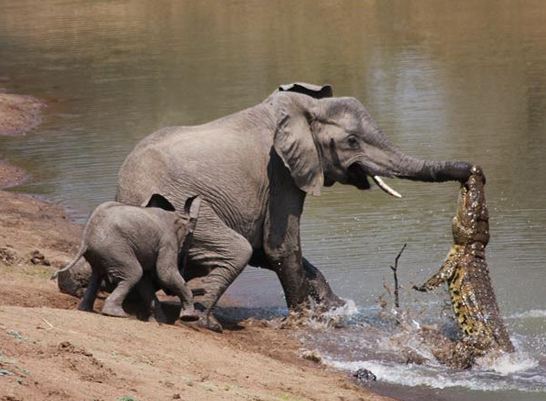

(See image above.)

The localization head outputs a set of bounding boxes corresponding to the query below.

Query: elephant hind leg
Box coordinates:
[102,260,143,318]
[135,276,168,323]
[185,207,253,331]
[78,269,101,312]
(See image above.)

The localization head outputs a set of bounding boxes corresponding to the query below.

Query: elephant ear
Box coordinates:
[274,100,324,196]
[142,193,176,211]
[278,82,333,99]
[183,195,201,228]
[179,196,201,268]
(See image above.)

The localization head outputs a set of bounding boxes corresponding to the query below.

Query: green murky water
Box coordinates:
[1,1,545,399]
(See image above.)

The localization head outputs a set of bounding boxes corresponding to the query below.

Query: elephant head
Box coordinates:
[270,84,472,197]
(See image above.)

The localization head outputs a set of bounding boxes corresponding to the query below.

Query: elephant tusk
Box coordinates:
[372,176,402,198]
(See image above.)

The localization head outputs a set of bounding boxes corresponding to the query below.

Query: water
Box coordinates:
[1,1,545,399]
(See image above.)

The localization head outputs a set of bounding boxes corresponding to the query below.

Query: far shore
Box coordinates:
[0,91,44,189]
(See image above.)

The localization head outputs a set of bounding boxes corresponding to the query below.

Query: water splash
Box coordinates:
[324,357,546,392]
[476,351,539,375]
[507,309,546,320]
[295,301,546,396]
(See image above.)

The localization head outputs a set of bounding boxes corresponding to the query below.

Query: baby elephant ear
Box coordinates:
[179,196,202,266]
[274,101,324,196]
[143,193,176,211]
[278,82,333,99]
[183,195,202,223]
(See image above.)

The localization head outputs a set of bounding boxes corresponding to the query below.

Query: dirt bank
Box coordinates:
[0,188,394,401]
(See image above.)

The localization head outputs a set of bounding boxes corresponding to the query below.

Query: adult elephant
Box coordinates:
[115,83,472,332]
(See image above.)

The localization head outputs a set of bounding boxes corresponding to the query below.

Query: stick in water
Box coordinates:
[390,243,407,308]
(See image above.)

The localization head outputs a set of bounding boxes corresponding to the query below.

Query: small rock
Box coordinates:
[0,247,18,265]
[404,349,427,365]
[300,349,322,363]
[353,368,377,384]
[2,396,23,401]
[6,330,23,341]
[31,250,44,259]
[172,394,181,400]
[30,250,50,266]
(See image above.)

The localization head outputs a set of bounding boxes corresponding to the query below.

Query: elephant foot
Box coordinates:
[101,304,129,318]
[188,303,223,333]
[77,302,94,312]
[302,258,345,310]
[197,314,223,333]
[179,306,200,322]
[153,307,169,323]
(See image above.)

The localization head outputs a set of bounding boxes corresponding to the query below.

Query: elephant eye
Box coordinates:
[347,135,359,149]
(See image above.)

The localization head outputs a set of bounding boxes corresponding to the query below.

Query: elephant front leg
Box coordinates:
[268,254,343,311]
[302,257,344,309]
[269,252,308,309]
[264,188,342,312]
[155,244,199,322]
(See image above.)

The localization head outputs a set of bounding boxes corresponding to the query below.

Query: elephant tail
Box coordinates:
[50,244,87,280]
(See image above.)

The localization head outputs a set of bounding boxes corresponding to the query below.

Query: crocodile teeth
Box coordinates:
[372,176,402,198]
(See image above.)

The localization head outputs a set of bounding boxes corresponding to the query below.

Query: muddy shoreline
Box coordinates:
[0,100,396,401]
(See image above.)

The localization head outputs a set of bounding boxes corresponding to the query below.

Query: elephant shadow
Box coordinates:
[122,295,285,331]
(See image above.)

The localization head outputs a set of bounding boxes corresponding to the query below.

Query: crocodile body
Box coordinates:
[414,166,514,367]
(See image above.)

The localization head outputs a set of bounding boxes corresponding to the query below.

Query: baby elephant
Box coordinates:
[52,194,201,322]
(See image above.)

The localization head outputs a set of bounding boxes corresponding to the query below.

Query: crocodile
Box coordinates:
[414,165,514,368]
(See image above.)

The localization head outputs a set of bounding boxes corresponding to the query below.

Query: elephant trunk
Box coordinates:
[389,149,473,183]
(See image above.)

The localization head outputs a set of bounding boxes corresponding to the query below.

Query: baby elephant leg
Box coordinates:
[78,269,101,312]
[102,260,143,318]
[135,276,168,323]
[156,246,198,322]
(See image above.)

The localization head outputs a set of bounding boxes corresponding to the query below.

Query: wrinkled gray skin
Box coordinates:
[112,83,473,332]
[52,194,201,322]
